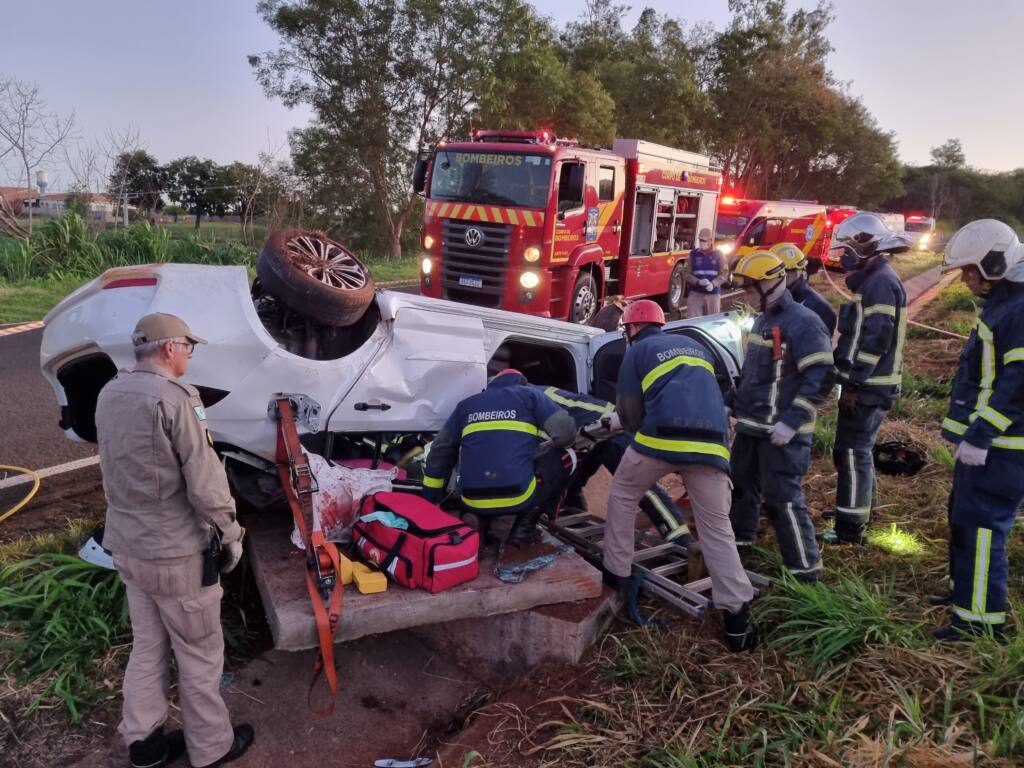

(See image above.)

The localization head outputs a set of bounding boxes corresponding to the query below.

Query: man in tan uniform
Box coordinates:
[96,313,254,768]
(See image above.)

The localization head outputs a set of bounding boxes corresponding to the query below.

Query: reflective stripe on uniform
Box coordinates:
[798,422,816,434]
[793,397,816,415]
[976,321,995,414]
[1003,348,1024,365]
[856,351,880,365]
[952,606,1007,624]
[847,449,857,512]
[992,436,1024,450]
[768,349,784,423]
[978,406,1011,432]
[644,490,689,539]
[461,477,537,510]
[461,420,538,438]
[635,432,730,460]
[836,505,871,519]
[847,295,863,366]
[785,501,809,569]
[543,387,612,415]
[797,351,833,371]
[641,354,715,392]
[863,303,896,317]
[864,309,907,386]
[954,527,1004,624]
[736,417,771,432]
[422,475,445,489]
[942,417,968,435]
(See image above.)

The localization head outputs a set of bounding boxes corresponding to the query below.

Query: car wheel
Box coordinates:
[570,271,599,324]
[257,229,375,327]
[668,262,686,312]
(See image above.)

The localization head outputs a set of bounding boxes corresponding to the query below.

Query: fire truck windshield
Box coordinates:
[715,215,748,241]
[905,220,933,233]
[429,151,553,209]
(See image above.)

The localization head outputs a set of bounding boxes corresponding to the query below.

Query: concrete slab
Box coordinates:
[247,511,604,651]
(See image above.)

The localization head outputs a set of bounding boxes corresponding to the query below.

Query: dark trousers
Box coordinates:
[948,452,1024,628]
[729,431,822,579]
[567,435,690,541]
[833,401,888,528]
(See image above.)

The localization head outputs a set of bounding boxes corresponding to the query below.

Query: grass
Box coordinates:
[889,250,944,280]
[0,277,89,323]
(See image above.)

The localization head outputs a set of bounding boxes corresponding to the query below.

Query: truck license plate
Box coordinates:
[458,275,483,289]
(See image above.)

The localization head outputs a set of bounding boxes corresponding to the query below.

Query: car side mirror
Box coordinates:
[412,159,428,195]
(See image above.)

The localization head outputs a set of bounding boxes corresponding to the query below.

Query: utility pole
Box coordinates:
[123,191,129,227]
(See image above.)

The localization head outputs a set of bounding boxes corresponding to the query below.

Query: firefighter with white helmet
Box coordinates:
[728,251,835,581]
[932,219,1024,641]
[821,212,911,544]
[605,299,756,651]
[771,242,837,335]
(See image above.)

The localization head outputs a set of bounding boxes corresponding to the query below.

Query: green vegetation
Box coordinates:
[0,278,88,323]
[890,250,944,280]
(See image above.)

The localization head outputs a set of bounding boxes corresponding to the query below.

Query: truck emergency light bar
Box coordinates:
[470,129,578,147]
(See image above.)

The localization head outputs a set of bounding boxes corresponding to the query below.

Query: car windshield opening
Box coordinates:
[429,151,553,209]
[715,215,748,240]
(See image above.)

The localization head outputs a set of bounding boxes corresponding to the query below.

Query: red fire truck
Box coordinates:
[412,130,721,323]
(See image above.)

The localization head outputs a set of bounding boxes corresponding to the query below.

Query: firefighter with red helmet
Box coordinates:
[604,299,756,651]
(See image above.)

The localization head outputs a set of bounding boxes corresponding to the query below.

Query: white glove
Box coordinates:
[608,411,622,431]
[769,422,796,447]
[221,528,246,574]
[955,441,988,467]
[699,278,713,292]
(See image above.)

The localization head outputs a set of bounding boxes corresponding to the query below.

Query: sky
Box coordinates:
[1,0,1021,191]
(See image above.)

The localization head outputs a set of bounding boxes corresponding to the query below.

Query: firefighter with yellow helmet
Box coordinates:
[771,242,837,335]
[728,251,835,581]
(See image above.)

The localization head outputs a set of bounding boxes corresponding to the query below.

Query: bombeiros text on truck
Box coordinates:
[411,130,722,324]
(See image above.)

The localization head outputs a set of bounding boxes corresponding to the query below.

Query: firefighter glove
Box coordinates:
[769,421,796,446]
[221,527,245,574]
[838,384,858,415]
[955,441,988,467]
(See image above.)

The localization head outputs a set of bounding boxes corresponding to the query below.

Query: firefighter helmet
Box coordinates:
[494,368,524,379]
[833,212,912,259]
[622,299,666,326]
[771,242,808,272]
[733,250,786,282]
[943,219,1024,281]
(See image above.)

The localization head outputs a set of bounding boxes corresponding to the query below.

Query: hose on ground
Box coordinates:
[0,464,41,524]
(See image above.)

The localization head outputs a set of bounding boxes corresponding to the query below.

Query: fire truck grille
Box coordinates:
[441,220,510,308]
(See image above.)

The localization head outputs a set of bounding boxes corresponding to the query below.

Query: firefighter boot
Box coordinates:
[193,724,255,768]
[507,507,544,548]
[932,621,1006,644]
[817,519,866,545]
[927,593,952,606]
[128,727,185,768]
[723,603,757,653]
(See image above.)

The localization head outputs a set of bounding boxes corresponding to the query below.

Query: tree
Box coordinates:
[165,156,219,228]
[931,138,965,169]
[108,149,166,219]
[0,76,76,232]
[251,0,565,259]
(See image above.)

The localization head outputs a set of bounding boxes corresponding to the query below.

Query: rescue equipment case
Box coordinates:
[353,492,479,593]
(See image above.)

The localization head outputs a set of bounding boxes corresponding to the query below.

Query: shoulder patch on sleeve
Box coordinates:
[193,405,207,422]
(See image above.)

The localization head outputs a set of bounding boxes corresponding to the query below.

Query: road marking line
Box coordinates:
[0,455,100,489]
[0,321,44,337]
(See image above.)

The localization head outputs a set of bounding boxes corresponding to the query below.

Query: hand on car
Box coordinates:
[769,422,796,446]
[955,441,988,467]
[221,527,246,574]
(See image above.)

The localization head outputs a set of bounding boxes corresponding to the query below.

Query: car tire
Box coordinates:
[668,262,686,314]
[257,229,375,327]
[570,271,599,324]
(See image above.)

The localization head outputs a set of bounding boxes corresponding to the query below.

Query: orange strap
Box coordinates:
[275,398,343,716]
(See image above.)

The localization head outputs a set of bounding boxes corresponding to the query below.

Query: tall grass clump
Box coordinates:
[754,571,923,672]
[812,405,838,458]
[0,236,36,281]
[941,282,980,313]
[0,554,129,720]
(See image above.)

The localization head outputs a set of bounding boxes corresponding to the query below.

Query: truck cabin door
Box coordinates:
[738,217,784,256]
[595,164,624,293]
[554,160,587,255]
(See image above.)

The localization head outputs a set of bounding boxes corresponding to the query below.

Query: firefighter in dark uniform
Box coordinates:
[532,384,692,544]
[931,219,1024,641]
[422,369,578,545]
[606,300,756,652]
[822,212,911,544]
[728,251,835,582]
[772,242,837,336]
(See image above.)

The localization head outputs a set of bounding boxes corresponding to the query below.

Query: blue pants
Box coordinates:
[729,432,822,580]
[833,401,888,528]
[568,435,690,542]
[948,451,1024,628]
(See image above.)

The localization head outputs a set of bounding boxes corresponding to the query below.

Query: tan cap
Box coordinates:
[698,228,712,241]
[131,312,207,346]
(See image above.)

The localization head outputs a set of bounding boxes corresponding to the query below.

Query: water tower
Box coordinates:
[36,169,49,196]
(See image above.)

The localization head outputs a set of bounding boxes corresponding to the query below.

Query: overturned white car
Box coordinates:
[40,233,745,508]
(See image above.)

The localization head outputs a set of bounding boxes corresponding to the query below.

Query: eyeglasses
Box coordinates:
[174,341,196,356]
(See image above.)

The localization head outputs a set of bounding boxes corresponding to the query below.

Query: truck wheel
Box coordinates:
[570,272,599,324]
[668,262,687,313]
[257,229,375,327]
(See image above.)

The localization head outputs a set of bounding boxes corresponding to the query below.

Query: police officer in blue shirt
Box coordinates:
[422,369,578,546]
[728,251,835,582]
[822,213,911,544]
[605,300,755,651]
[931,219,1024,641]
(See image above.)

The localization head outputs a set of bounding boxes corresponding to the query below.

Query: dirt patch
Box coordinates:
[0,466,105,545]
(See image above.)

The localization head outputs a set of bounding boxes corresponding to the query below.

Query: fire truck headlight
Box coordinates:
[920,233,930,244]
[423,235,435,250]
[524,246,541,263]
[719,243,733,255]
[421,257,433,275]
[519,271,540,289]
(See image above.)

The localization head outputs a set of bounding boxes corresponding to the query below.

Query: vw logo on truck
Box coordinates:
[464,227,484,247]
